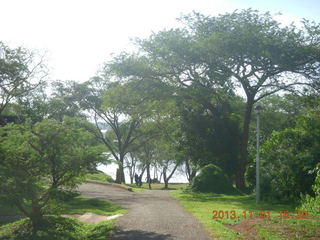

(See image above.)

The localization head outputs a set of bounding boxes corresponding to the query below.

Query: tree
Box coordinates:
[0,118,106,233]
[9,80,86,123]
[186,9,320,188]
[107,9,320,189]
[0,42,47,115]
[73,77,152,183]
[151,108,183,189]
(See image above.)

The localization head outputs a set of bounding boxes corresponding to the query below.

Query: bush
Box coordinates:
[260,112,320,201]
[190,164,238,194]
[299,166,320,217]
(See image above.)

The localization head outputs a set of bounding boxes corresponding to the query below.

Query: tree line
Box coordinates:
[1,8,320,231]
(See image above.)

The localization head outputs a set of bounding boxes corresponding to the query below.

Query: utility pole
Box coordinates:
[255,105,263,203]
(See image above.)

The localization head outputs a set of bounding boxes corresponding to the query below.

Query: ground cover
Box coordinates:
[0,194,126,239]
[57,195,126,216]
[0,215,114,240]
[85,172,115,183]
[170,190,320,239]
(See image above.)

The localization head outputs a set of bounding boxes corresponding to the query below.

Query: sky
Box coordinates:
[1,0,319,183]
[1,0,319,83]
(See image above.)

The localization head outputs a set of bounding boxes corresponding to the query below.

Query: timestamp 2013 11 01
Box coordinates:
[211,210,309,220]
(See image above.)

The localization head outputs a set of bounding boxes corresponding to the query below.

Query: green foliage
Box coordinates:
[0,42,47,115]
[0,118,107,230]
[190,164,238,194]
[260,111,320,201]
[177,85,242,179]
[107,8,320,190]
[0,216,114,240]
[300,166,320,217]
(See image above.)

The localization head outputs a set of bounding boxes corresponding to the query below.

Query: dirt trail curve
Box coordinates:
[79,182,210,240]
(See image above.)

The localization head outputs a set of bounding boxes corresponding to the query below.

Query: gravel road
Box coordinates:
[79,182,210,240]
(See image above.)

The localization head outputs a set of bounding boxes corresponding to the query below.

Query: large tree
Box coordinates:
[73,77,155,183]
[107,9,320,189]
[186,9,320,188]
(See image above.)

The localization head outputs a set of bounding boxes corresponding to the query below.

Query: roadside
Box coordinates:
[0,191,126,239]
[79,182,210,240]
[170,190,320,240]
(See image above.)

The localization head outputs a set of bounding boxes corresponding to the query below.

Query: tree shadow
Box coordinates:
[111,229,173,240]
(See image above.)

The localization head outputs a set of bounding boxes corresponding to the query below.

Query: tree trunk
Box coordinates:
[115,160,125,184]
[162,163,179,189]
[129,154,136,184]
[137,166,146,187]
[236,98,254,190]
[189,170,197,182]
[163,169,168,189]
[30,202,44,236]
[130,174,133,184]
[185,159,197,183]
[164,180,168,189]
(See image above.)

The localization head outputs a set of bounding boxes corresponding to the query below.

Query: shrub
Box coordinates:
[299,166,320,217]
[260,112,320,201]
[190,164,238,194]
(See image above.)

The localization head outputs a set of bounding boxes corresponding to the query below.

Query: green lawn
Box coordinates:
[57,195,127,216]
[0,194,126,239]
[170,190,320,239]
[0,215,115,240]
[85,172,115,183]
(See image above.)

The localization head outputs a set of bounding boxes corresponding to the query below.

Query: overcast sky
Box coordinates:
[1,0,319,83]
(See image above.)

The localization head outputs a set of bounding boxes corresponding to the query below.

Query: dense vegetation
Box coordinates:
[0,8,319,238]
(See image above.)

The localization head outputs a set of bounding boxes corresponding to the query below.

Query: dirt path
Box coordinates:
[79,182,210,240]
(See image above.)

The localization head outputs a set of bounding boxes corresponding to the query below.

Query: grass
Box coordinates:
[170,190,320,239]
[0,194,126,239]
[0,215,115,240]
[123,184,144,193]
[85,172,114,183]
[57,195,127,216]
